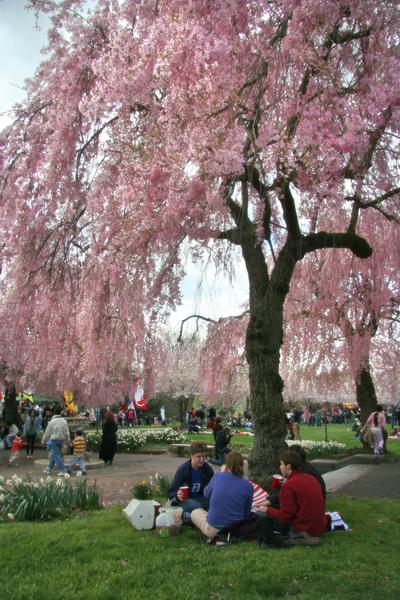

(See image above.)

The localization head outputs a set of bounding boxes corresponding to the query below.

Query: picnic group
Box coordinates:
[165,439,330,548]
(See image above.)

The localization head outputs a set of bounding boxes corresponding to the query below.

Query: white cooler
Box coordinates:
[122,499,161,530]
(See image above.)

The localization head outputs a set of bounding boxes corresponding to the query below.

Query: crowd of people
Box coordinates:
[0,397,119,473]
[167,441,329,547]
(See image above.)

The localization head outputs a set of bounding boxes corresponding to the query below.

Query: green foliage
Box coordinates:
[0,474,102,522]
[86,427,186,452]
[132,473,172,501]
[132,480,152,500]
[0,498,399,599]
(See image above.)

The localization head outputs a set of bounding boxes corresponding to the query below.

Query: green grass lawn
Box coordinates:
[1,496,399,600]
[179,424,400,457]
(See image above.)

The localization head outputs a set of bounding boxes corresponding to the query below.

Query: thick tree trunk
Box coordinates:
[356,366,377,426]
[244,245,295,486]
[247,343,287,486]
[4,383,20,426]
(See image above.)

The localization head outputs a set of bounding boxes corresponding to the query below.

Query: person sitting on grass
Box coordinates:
[256,450,328,547]
[191,451,254,544]
[288,444,326,505]
[167,441,214,513]
[66,430,87,475]
[214,426,232,464]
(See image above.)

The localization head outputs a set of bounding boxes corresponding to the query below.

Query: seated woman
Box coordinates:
[191,451,253,543]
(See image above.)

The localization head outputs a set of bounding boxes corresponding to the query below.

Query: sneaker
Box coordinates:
[290,531,321,546]
[43,469,51,475]
[214,536,229,547]
[57,472,67,476]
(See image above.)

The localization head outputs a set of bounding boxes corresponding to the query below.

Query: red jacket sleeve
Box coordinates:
[266,484,296,524]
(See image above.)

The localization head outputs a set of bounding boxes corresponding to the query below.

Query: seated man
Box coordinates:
[191,451,254,543]
[214,426,232,463]
[257,450,328,546]
[288,444,326,504]
[167,441,214,513]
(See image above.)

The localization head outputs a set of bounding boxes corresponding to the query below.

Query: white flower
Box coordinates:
[76,471,82,477]
[55,478,63,487]
[7,513,15,521]
[64,473,70,479]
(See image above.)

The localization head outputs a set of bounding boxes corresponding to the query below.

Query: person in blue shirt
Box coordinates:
[191,451,253,542]
[167,441,214,512]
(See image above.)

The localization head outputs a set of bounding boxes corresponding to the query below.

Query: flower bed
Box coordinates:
[0,474,102,522]
[86,427,186,453]
[287,439,346,459]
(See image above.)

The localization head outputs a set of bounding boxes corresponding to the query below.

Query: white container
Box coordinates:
[155,507,183,537]
[122,499,160,530]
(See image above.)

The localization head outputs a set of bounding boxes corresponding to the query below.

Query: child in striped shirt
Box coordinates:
[66,430,87,475]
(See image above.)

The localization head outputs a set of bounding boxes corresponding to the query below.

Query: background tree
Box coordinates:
[283,217,399,425]
[0,1,399,481]
[154,334,202,422]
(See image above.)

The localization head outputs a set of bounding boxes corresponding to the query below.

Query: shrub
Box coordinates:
[86,427,186,453]
[287,439,346,459]
[132,473,172,502]
[132,480,153,500]
[0,474,102,522]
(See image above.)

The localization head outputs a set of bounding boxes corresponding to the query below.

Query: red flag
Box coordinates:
[134,384,148,410]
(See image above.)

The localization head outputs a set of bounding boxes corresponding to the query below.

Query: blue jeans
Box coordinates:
[180,496,210,513]
[67,455,87,473]
[47,439,66,472]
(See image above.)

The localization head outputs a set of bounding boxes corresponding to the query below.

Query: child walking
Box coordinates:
[67,430,87,475]
[8,432,26,467]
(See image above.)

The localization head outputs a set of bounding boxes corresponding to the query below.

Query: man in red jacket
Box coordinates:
[258,450,328,546]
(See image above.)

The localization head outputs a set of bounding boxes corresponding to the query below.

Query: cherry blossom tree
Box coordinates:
[154,334,201,421]
[1,1,399,481]
[282,216,399,425]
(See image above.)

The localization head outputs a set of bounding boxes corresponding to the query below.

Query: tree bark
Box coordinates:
[4,383,20,427]
[356,365,377,426]
[244,244,295,486]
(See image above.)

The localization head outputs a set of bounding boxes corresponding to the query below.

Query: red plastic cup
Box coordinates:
[271,474,284,490]
[179,485,189,501]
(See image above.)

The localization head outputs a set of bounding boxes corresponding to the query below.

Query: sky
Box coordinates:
[0,0,249,333]
[0,1,50,129]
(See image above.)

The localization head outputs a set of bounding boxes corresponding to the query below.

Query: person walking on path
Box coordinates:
[41,406,70,475]
[361,405,387,455]
[99,411,118,465]
[67,430,87,475]
[8,431,25,467]
[22,409,42,459]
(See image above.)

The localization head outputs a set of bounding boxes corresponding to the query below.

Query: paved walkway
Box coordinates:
[0,449,183,506]
[1,449,399,504]
[325,462,400,500]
